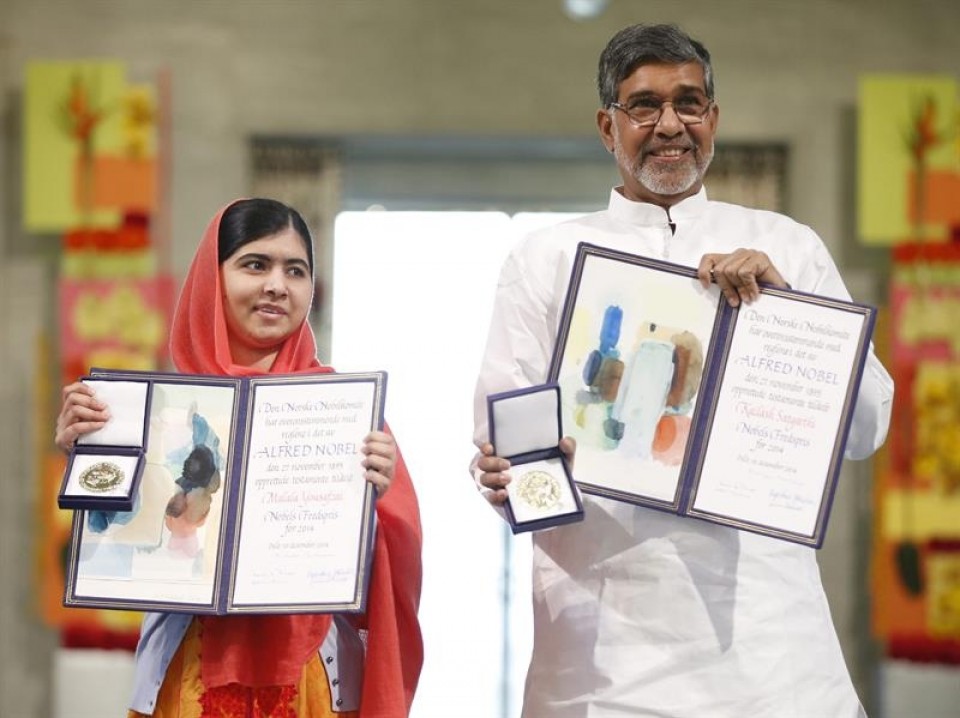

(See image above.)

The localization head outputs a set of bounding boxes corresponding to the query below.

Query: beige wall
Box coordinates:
[1,1,958,716]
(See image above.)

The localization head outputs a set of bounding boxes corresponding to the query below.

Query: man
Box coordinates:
[472,23,892,718]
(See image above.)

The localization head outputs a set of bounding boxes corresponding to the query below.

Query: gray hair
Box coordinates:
[597,23,715,107]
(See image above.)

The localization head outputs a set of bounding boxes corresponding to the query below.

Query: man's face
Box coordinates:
[597,61,719,207]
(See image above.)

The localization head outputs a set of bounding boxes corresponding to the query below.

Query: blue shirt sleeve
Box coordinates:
[128,612,193,714]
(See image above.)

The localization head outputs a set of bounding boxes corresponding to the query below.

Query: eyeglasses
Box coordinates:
[609,96,714,127]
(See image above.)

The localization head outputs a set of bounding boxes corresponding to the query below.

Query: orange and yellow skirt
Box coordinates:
[129,620,358,718]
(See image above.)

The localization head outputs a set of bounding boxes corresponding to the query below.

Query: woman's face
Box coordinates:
[220,226,313,368]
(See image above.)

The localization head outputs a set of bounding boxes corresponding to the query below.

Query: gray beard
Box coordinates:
[614,139,713,197]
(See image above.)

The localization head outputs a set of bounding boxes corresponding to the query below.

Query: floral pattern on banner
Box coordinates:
[27,61,174,650]
[872,244,960,664]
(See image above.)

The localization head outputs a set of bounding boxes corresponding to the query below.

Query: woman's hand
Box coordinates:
[361,430,396,496]
[54,382,110,454]
[477,436,576,507]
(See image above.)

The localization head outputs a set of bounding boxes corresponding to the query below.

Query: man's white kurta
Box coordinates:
[473,188,893,718]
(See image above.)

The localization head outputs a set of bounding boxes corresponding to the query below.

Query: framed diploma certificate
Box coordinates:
[63,368,386,614]
[548,242,875,547]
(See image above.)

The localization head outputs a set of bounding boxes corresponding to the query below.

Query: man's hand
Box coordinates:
[477,436,576,506]
[697,249,788,307]
[477,442,511,506]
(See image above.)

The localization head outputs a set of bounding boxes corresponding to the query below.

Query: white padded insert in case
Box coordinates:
[77,380,149,448]
[491,385,560,458]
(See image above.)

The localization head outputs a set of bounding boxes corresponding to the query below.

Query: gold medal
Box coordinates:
[516,469,562,511]
[79,461,125,493]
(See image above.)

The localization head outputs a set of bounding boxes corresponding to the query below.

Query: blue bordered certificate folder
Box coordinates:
[487,383,584,533]
[63,368,386,614]
[547,242,876,548]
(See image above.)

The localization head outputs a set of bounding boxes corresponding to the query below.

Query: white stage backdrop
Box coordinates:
[331,211,577,718]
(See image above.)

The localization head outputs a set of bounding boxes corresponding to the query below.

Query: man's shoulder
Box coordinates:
[706,198,802,225]
[527,208,611,235]
[515,209,612,250]
[705,199,821,241]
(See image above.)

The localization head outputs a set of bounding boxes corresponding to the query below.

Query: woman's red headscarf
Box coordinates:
[168,200,423,715]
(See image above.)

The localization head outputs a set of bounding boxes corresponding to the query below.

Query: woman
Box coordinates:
[55,198,423,717]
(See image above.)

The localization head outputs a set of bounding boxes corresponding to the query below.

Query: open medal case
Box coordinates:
[487,383,584,533]
[58,377,151,512]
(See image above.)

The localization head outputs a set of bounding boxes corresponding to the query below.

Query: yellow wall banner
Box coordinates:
[23,61,157,233]
[858,75,959,245]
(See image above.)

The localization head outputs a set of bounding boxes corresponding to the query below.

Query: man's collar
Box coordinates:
[608,186,708,226]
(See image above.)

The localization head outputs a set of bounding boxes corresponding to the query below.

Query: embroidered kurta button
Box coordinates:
[332,678,339,686]
[326,655,334,664]
[336,699,343,707]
